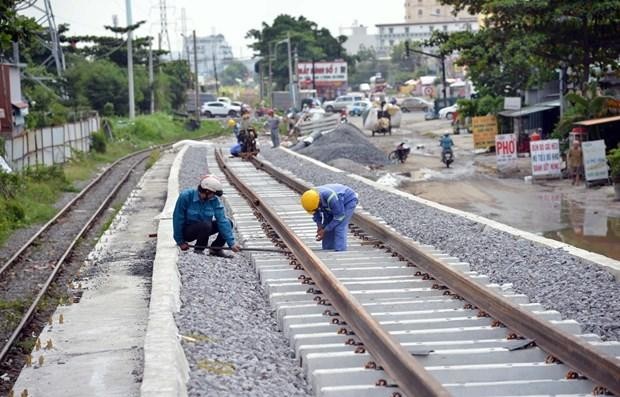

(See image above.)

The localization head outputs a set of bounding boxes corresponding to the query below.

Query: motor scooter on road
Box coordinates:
[339,109,348,124]
[441,149,454,168]
[388,143,410,163]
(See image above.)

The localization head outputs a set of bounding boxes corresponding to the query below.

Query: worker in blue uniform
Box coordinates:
[300,184,358,251]
[173,175,241,257]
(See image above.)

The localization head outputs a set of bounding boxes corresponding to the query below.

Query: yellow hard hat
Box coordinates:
[301,189,320,213]
[227,119,236,128]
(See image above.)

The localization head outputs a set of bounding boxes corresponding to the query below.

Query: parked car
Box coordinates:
[438,104,458,119]
[217,97,232,104]
[201,101,238,118]
[347,100,372,116]
[399,97,433,112]
[322,94,365,112]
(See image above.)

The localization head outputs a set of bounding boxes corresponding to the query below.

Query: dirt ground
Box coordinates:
[347,112,620,260]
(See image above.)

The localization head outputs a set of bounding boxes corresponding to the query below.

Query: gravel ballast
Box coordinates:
[174,146,310,397]
[260,146,620,341]
[295,123,389,166]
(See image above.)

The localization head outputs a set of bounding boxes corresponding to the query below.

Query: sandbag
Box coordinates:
[363,108,378,129]
[391,111,402,128]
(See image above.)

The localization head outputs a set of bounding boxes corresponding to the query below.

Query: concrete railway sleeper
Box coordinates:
[0,147,155,380]
[210,148,620,397]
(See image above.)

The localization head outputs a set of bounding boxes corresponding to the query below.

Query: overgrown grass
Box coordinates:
[145,148,161,170]
[0,113,227,245]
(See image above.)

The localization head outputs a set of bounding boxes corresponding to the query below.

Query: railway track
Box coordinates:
[0,148,154,368]
[212,149,620,397]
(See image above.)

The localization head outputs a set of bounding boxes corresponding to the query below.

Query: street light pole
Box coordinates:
[286,33,296,109]
[192,30,200,124]
[125,0,135,119]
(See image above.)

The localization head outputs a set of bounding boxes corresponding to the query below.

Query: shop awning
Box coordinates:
[574,115,620,127]
[498,105,554,118]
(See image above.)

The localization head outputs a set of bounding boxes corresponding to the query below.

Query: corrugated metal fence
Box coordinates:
[2,116,99,171]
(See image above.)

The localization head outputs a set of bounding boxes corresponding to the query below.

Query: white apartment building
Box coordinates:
[339,22,378,55]
[375,0,479,57]
[183,34,234,81]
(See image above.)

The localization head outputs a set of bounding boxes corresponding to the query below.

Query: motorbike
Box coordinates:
[388,143,410,164]
[339,109,348,124]
[441,149,454,168]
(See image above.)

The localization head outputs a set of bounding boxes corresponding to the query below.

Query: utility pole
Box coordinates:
[148,42,154,114]
[286,33,296,109]
[126,0,135,119]
[212,51,219,95]
[193,30,200,124]
[268,44,273,105]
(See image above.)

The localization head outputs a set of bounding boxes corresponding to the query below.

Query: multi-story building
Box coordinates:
[339,22,378,56]
[183,34,234,83]
[376,0,479,57]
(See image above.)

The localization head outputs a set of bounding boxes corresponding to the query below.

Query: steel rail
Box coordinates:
[249,155,620,395]
[217,149,450,397]
[0,147,154,278]
[0,154,148,364]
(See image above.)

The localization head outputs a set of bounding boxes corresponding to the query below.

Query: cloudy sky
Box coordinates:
[26,0,404,58]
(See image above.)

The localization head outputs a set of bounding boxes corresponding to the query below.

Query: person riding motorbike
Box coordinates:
[395,142,410,163]
[339,108,348,124]
[439,133,454,163]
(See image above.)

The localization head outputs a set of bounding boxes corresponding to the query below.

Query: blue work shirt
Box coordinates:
[312,184,358,232]
[440,136,454,150]
[172,188,235,247]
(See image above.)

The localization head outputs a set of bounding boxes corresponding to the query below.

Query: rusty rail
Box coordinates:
[216,149,450,397]
[248,155,620,395]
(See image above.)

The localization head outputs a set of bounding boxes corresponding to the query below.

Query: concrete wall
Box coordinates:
[3,116,99,170]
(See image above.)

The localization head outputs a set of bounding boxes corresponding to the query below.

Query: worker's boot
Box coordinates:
[209,247,233,258]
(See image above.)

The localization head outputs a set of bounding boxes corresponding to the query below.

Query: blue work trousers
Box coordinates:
[270,128,280,148]
[321,199,357,251]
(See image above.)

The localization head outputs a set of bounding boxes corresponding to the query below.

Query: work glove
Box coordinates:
[315,228,325,242]
[179,242,189,251]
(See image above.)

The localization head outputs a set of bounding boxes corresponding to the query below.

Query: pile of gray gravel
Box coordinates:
[175,146,310,397]
[295,123,389,166]
[260,148,620,341]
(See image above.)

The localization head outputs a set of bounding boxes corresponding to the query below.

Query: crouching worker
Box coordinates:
[173,175,241,257]
[300,184,358,251]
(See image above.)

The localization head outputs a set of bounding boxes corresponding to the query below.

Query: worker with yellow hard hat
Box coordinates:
[301,184,358,251]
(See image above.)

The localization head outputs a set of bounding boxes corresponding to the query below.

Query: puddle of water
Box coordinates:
[542,198,620,261]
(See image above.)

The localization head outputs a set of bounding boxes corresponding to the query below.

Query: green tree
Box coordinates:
[0,1,41,55]
[553,84,613,137]
[388,42,425,85]
[160,60,190,110]
[64,59,129,115]
[439,0,620,92]
[246,15,350,90]
[220,61,249,86]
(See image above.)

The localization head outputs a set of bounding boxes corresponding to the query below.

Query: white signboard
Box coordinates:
[495,134,517,170]
[530,139,561,177]
[504,97,521,110]
[297,62,348,82]
[582,140,609,182]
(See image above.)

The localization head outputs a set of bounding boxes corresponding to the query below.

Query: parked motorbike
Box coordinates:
[441,150,454,168]
[388,143,410,164]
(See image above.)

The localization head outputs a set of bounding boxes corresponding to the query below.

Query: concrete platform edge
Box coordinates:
[141,146,189,397]
[277,146,620,279]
